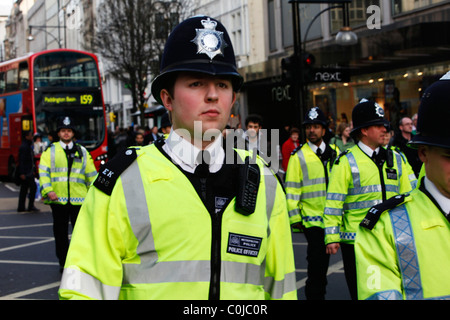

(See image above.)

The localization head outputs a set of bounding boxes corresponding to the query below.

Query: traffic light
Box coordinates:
[109,112,116,123]
[302,52,316,83]
[281,54,298,82]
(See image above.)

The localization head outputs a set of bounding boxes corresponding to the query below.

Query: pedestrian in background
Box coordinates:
[17,130,38,212]
[39,116,97,272]
[329,122,355,151]
[285,107,338,300]
[324,99,412,300]
[281,127,300,172]
[392,116,422,177]
[356,72,450,300]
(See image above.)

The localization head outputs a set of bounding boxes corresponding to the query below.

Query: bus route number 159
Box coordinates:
[80,94,93,105]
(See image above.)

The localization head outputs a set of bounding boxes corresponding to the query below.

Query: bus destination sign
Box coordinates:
[42,93,94,106]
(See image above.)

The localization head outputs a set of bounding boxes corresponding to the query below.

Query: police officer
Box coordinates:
[323,99,412,300]
[39,116,97,271]
[59,16,297,300]
[285,107,338,300]
[355,72,450,300]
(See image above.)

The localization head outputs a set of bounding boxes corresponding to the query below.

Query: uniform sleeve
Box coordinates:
[264,172,298,300]
[284,153,302,225]
[83,149,98,187]
[59,179,133,300]
[397,153,414,194]
[323,156,351,244]
[355,214,404,300]
[38,149,53,198]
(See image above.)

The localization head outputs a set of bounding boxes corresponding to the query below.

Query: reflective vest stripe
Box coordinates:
[367,290,403,300]
[119,157,289,297]
[296,149,326,187]
[60,268,120,300]
[389,204,423,300]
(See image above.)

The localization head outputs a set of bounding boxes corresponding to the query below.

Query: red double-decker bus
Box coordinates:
[0,49,108,178]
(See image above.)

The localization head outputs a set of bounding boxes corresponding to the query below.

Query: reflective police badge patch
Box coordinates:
[308,107,319,120]
[227,233,262,257]
[192,18,227,60]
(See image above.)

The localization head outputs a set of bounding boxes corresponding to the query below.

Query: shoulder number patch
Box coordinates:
[93,148,137,195]
[360,194,407,230]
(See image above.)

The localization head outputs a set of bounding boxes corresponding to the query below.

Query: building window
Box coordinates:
[393,0,448,15]
[330,0,381,33]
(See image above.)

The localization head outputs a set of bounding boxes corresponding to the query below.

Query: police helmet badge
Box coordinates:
[63,116,71,126]
[192,18,227,60]
[308,107,319,120]
[374,102,384,117]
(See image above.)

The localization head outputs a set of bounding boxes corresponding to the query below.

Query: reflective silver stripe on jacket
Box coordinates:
[389,204,423,300]
[60,268,121,300]
[121,160,292,299]
[296,149,326,188]
[50,144,88,176]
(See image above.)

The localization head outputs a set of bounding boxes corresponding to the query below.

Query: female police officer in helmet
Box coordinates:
[59,16,297,300]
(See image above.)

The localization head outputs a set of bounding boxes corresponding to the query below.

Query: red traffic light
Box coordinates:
[302,53,315,66]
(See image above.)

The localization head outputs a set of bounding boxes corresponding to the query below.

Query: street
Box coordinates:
[0,179,350,300]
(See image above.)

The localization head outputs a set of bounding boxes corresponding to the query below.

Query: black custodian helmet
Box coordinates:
[350,99,390,137]
[408,72,450,149]
[151,15,244,105]
[303,107,327,127]
[57,116,76,133]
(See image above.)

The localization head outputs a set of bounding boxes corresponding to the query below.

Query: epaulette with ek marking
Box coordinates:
[291,144,303,155]
[360,193,409,230]
[93,148,138,195]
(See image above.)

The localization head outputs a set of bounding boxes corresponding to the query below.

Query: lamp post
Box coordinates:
[287,0,356,143]
[27,25,67,49]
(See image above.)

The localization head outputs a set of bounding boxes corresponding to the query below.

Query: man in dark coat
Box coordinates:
[17,131,39,212]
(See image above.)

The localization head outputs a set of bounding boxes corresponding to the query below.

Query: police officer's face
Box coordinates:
[160,72,236,142]
[418,145,450,198]
[58,128,74,144]
[305,124,325,145]
[361,125,386,148]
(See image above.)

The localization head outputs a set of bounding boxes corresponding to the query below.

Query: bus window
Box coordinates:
[34,52,100,88]
[0,72,4,94]
[6,68,18,92]
[19,62,29,90]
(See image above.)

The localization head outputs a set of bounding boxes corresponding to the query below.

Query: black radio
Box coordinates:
[236,157,260,216]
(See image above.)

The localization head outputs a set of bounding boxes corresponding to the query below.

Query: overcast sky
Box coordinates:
[0,1,13,16]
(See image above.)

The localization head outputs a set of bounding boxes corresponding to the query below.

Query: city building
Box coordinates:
[241,0,450,132]
[3,0,450,134]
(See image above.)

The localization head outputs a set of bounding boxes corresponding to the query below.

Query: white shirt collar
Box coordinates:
[358,141,379,157]
[308,140,326,154]
[424,176,450,215]
[59,141,74,150]
[162,128,224,174]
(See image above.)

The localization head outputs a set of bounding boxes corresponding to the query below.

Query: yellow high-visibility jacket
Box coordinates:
[58,144,297,300]
[39,142,97,205]
[355,187,450,300]
[324,145,412,245]
[285,143,339,228]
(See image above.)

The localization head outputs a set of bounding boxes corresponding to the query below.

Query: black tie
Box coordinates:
[316,148,322,159]
[195,151,210,177]
[371,151,377,164]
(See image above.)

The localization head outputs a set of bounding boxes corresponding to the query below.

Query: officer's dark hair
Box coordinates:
[245,114,263,127]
